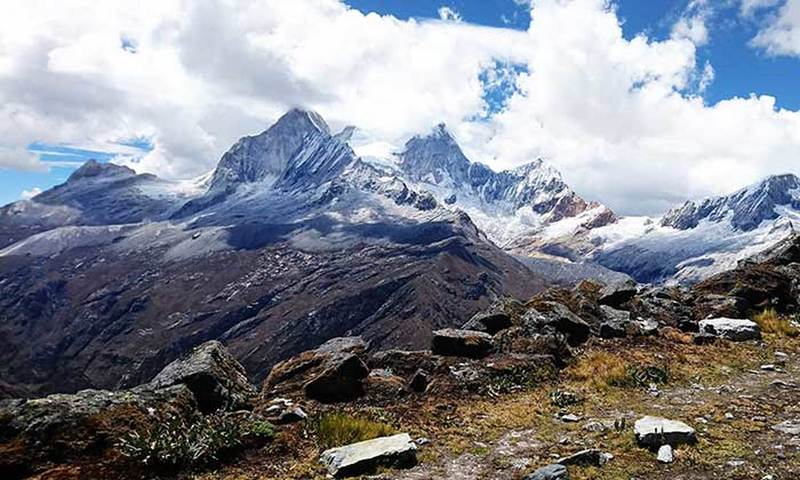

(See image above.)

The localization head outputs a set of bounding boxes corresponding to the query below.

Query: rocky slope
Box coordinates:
[0,110,544,397]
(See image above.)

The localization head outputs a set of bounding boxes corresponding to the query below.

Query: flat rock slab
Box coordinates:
[773,419,800,435]
[634,416,697,448]
[698,318,761,341]
[320,433,417,477]
[524,463,570,479]
[432,329,493,358]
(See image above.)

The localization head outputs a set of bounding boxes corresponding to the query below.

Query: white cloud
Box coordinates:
[750,0,800,56]
[0,147,44,171]
[438,6,462,23]
[20,187,42,200]
[740,0,782,16]
[1,0,800,216]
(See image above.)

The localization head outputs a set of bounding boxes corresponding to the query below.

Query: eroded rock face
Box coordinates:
[698,318,761,341]
[264,336,370,403]
[147,340,256,413]
[319,433,417,477]
[431,329,494,359]
[634,416,697,449]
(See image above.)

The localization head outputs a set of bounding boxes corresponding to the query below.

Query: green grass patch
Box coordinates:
[312,413,394,450]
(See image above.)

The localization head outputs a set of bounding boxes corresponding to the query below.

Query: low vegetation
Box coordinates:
[118,413,272,472]
[312,413,395,450]
[565,351,629,389]
[754,307,799,337]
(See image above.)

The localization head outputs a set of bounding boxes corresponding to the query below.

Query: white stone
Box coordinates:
[773,419,800,435]
[698,318,761,341]
[634,416,697,448]
[657,444,673,463]
[320,433,417,477]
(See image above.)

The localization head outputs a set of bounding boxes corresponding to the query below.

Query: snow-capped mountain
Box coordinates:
[588,174,800,284]
[392,124,617,248]
[0,109,543,397]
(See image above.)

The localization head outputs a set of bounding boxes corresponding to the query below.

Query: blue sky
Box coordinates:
[2,0,800,214]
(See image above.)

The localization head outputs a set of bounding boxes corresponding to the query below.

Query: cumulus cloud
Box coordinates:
[1,0,800,216]
[750,0,800,56]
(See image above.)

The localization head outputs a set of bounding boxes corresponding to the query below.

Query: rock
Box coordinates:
[693,294,747,320]
[265,337,370,403]
[598,279,638,308]
[773,419,800,435]
[304,354,370,402]
[635,318,659,336]
[560,414,581,423]
[557,448,613,467]
[277,407,308,424]
[462,310,513,335]
[582,420,608,432]
[527,303,591,346]
[432,329,493,358]
[319,433,417,477]
[693,332,717,345]
[316,336,369,355]
[524,463,570,480]
[657,444,674,463]
[407,369,429,393]
[698,318,761,341]
[0,385,196,475]
[147,341,256,413]
[634,416,697,449]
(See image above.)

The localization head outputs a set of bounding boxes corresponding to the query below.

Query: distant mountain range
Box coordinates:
[1,108,798,396]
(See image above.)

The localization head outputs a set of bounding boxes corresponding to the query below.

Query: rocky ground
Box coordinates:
[204,333,800,480]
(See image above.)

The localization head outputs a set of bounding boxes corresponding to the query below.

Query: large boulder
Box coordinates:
[432,329,493,358]
[598,279,638,308]
[462,311,513,335]
[319,433,417,477]
[634,416,697,449]
[0,385,196,477]
[698,318,761,341]
[147,340,256,413]
[264,337,370,403]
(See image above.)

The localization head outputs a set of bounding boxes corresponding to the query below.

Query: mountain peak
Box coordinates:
[662,172,800,231]
[397,123,470,185]
[68,160,136,182]
[278,108,330,135]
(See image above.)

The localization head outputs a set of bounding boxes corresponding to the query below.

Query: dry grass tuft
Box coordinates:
[565,351,629,389]
[754,308,798,337]
[312,413,394,450]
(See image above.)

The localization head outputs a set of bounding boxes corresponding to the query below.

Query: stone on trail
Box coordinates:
[773,419,800,435]
[524,463,570,480]
[319,432,417,477]
[657,444,674,463]
[634,416,697,448]
[698,318,761,341]
[432,328,493,358]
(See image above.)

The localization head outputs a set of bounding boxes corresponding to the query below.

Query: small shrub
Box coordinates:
[617,364,669,388]
[549,390,582,408]
[118,413,251,472]
[754,308,798,337]
[566,351,628,389]
[312,413,394,450]
[248,420,276,441]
